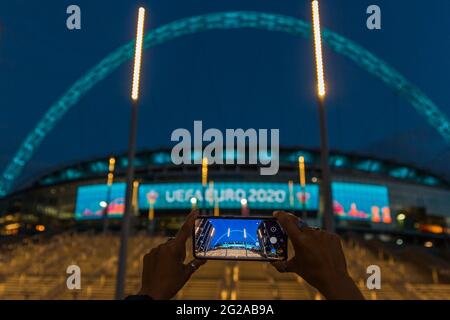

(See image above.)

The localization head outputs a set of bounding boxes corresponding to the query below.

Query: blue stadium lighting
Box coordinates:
[389,167,412,179]
[74,181,391,223]
[152,152,171,165]
[355,159,382,173]
[88,161,109,173]
[34,148,448,189]
[287,151,313,164]
[423,176,439,186]
[331,156,347,167]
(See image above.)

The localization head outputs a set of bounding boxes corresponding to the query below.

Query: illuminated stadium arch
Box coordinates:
[1,11,449,197]
[213,230,258,247]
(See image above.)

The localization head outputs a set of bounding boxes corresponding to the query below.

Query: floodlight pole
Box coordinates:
[103,185,112,233]
[298,156,307,220]
[201,157,208,215]
[317,97,334,232]
[115,99,139,300]
[311,0,334,232]
[115,7,146,300]
[103,157,116,234]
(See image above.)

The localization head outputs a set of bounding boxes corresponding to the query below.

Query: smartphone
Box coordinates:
[193,216,288,261]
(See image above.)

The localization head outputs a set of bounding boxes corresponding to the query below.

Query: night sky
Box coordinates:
[1,0,449,190]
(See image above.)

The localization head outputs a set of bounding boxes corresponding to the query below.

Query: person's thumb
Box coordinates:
[273,211,302,247]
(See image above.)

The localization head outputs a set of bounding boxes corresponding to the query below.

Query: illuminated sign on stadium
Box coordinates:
[138,182,319,210]
[74,182,391,223]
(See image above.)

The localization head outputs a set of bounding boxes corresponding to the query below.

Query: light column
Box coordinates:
[311,0,334,232]
[115,7,146,300]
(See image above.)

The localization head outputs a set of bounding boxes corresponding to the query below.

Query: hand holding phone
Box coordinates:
[271,211,364,300]
[193,216,288,261]
[138,211,206,300]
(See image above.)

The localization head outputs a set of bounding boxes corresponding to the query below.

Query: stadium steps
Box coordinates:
[1,233,449,300]
[276,280,319,300]
[176,260,228,300]
[177,279,224,300]
[343,240,417,284]
[235,280,277,300]
[0,275,57,300]
[392,246,450,283]
[357,282,415,300]
[406,283,450,300]
[353,238,431,283]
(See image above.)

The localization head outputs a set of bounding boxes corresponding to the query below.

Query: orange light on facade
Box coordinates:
[298,156,306,187]
[288,180,294,207]
[5,223,20,230]
[202,157,208,187]
[371,206,381,223]
[208,180,215,206]
[107,173,114,186]
[382,207,392,224]
[419,224,444,234]
[214,201,220,217]
[132,180,139,210]
[108,157,116,172]
[35,225,46,232]
[424,241,433,248]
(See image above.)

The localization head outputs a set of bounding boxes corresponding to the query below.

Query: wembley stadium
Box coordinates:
[1,147,449,236]
[1,1,450,303]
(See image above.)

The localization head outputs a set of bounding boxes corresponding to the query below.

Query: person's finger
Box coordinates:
[174,210,199,251]
[144,246,160,266]
[142,247,160,284]
[183,259,206,279]
[273,211,302,244]
[271,259,296,273]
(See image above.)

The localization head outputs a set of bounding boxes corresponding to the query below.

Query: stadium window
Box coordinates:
[63,168,82,180]
[330,155,347,168]
[88,161,109,173]
[355,159,382,172]
[422,176,440,186]
[152,152,171,165]
[389,167,411,179]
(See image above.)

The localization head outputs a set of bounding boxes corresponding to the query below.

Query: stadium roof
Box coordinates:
[31,147,449,189]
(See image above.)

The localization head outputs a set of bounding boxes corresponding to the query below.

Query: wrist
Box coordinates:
[138,287,160,300]
[320,274,364,300]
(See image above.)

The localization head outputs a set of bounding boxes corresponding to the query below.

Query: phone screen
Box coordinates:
[193,216,288,261]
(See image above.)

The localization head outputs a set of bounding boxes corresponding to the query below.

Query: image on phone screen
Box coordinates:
[193,217,287,261]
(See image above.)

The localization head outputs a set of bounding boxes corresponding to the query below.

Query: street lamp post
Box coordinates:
[311,0,334,232]
[103,157,116,233]
[115,7,146,300]
[201,157,208,215]
[190,197,198,210]
[298,156,307,220]
[288,180,294,210]
[241,198,249,216]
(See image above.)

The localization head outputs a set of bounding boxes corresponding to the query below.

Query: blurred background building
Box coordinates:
[0,147,449,300]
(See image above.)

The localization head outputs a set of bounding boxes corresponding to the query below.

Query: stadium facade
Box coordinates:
[1,147,449,238]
